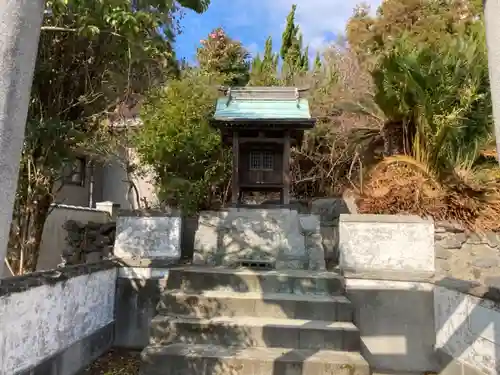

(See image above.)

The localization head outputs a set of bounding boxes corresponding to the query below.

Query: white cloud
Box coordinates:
[225,0,382,53]
[268,0,382,51]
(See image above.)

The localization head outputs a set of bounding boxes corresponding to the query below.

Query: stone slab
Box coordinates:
[339,214,435,273]
[141,344,370,375]
[150,315,360,351]
[159,290,353,321]
[166,266,345,295]
[114,216,181,260]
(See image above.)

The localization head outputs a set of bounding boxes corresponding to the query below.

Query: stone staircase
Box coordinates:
[140,266,370,375]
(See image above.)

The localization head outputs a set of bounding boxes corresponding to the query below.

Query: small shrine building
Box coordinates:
[210,86,316,206]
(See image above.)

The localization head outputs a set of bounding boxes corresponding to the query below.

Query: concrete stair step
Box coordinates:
[166,266,345,295]
[150,314,360,351]
[141,343,371,375]
[159,290,354,321]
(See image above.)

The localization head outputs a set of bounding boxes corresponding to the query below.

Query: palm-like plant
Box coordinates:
[370,25,493,191]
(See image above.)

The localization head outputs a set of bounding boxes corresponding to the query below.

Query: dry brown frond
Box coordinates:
[357,162,500,231]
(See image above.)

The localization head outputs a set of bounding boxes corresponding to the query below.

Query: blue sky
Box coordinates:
[174,0,383,62]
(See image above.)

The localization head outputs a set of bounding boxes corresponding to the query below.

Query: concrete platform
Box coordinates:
[159,290,354,321]
[141,344,371,375]
[150,315,360,351]
[166,267,345,295]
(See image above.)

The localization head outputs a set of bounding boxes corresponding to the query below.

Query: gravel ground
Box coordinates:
[82,349,141,375]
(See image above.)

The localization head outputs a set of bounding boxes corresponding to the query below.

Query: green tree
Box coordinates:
[280,5,310,81]
[250,36,279,85]
[8,0,211,274]
[313,52,322,71]
[280,4,299,63]
[134,72,231,214]
[197,27,250,86]
[346,0,482,62]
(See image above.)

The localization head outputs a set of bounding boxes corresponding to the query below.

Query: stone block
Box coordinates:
[193,209,307,268]
[298,214,321,233]
[114,216,181,260]
[310,196,357,226]
[339,214,435,273]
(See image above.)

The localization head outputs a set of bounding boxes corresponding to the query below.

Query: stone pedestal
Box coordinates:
[114,216,181,262]
[193,208,325,270]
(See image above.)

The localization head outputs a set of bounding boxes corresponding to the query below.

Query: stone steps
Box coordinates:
[166,266,345,295]
[141,266,369,375]
[150,314,361,351]
[141,344,371,375]
[159,290,353,321]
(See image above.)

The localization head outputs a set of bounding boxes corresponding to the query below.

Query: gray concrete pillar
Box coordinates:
[484,0,500,162]
[0,0,45,271]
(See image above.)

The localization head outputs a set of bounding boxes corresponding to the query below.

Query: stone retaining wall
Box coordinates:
[61,220,116,267]
[434,221,500,288]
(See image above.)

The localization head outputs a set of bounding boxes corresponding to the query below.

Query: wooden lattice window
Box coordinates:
[249,150,274,171]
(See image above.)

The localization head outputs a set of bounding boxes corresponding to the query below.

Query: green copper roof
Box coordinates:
[213,87,312,121]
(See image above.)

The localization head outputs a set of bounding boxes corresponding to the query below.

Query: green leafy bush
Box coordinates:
[134,72,231,214]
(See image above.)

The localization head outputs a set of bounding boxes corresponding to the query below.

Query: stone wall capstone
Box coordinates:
[434,221,500,288]
[61,220,116,266]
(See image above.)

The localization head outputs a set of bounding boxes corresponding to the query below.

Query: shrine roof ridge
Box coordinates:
[213,86,314,123]
[218,86,309,101]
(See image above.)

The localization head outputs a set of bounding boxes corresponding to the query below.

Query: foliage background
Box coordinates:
[9,0,498,274]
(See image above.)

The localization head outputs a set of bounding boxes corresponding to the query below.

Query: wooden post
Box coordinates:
[232,131,240,206]
[282,131,291,205]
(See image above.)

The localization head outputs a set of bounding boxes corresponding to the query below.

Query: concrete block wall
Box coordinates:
[339,213,500,375]
[0,262,117,375]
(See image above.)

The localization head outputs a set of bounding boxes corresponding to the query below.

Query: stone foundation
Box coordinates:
[193,208,325,270]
